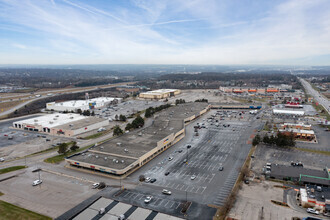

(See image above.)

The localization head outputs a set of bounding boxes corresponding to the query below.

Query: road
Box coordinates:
[0,81,135,118]
[299,77,330,114]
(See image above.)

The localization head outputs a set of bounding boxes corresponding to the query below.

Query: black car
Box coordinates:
[219,166,224,171]
[150,178,157,183]
[165,172,170,176]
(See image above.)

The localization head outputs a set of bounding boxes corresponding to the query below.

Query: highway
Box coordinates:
[299,77,330,114]
[0,81,135,118]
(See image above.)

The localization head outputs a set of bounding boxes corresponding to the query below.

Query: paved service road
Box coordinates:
[299,77,330,114]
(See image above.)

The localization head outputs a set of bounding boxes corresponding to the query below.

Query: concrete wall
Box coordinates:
[73,120,109,136]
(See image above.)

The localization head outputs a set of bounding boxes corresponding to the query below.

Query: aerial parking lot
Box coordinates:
[93,99,164,120]
[0,115,72,159]
[118,109,261,218]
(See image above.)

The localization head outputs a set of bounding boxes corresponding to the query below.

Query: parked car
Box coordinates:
[191,175,196,180]
[150,178,157,183]
[0,158,4,162]
[32,179,43,186]
[145,177,151,183]
[144,196,152,203]
[165,172,170,176]
[306,208,319,215]
[162,189,172,195]
[92,183,100,189]
[219,166,224,171]
[168,156,173,161]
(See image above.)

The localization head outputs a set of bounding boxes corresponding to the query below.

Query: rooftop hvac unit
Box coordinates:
[95,155,99,159]
[82,153,86,156]
[34,119,38,122]
[113,159,116,162]
[115,160,119,163]
[56,115,59,117]
[49,121,54,124]
[117,143,122,146]
[69,124,73,127]
[100,146,104,149]
[104,157,107,160]
[121,160,124,163]
[138,132,142,136]
[70,117,74,119]
[124,149,128,152]
[53,118,57,120]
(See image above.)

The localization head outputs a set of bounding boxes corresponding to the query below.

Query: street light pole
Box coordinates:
[186,145,191,164]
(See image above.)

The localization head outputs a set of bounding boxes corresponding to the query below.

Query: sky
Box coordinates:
[0,0,330,65]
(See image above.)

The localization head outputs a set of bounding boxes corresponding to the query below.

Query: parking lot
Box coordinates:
[126,109,260,213]
[0,166,96,218]
[251,145,330,175]
[93,100,164,120]
[0,115,41,148]
[0,114,72,159]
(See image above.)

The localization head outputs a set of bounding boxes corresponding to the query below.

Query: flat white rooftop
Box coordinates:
[14,113,87,128]
[279,128,315,135]
[283,123,311,127]
[48,97,120,108]
[140,89,179,95]
[273,109,304,115]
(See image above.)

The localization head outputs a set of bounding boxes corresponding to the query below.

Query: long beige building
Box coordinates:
[139,89,181,99]
[66,102,209,176]
[13,113,109,137]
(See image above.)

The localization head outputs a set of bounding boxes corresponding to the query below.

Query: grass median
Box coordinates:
[296,148,330,156]
[0,200,51,220]
[44,144,94,164]
[0,166,27,175]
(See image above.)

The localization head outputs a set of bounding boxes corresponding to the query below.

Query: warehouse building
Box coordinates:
[273,109,305,116]
[219,87,280,94]
[13,113,109,137]
[66,102,209,176]
[46,97,122,112]
[139,89,181,100]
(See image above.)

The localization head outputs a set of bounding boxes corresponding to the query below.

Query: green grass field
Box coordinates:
[0,200,51,220]
[0,166,27,175]
[44,144,94,164]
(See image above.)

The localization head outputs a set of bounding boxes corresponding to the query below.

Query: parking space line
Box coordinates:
[123,192,132,198]
[163,200,170,207]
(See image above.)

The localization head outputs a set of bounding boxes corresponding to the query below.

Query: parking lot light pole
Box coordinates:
[186,145,191,164]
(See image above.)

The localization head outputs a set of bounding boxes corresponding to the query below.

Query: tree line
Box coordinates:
[145,104,171,118]
[252,132,295,147]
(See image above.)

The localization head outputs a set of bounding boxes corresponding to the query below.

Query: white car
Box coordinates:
[145,177,151,183]
[306,208,319,215]
[0,157,4,162]
[32,179,43,186]
[191,175,196,180]
[144,196,152,203]
[162,189,172,195]
[92,183,100,189]
[168,156,173,161]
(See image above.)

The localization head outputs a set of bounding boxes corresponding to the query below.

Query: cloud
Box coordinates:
[12,43,27,49]
[0,0,329,65]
